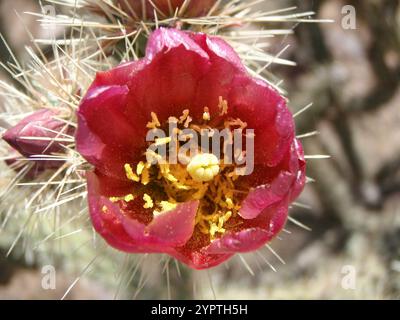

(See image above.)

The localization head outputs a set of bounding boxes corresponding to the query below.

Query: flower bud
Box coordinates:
[2,109,72,171]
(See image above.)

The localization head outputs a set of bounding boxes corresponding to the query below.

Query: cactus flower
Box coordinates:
[76,28,306,269]
[2,109,71,173]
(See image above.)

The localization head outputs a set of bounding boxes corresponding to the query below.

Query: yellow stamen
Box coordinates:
[109,194,135,203]
[153,201,178,216]
[219,96,228,115]
[203,107,210,121]
[109,197,120,203]
[187,153,220,182]
[136,161,145,175]
[124,194,135,202]
[141,166,150,185]
[155,137,172,146]
[143,193,154,209]
[209,223,220,238]
[225,197,234,209]
[179,109,190,124]
[113,104,246,239]
[146,112,161,128]
[124,163,140,182]
[184,115,192,128]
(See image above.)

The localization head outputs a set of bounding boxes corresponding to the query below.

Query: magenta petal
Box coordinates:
[145,28,209,61]
[207,203,289,254]
[265,199,289,237]
[75,116,105,167]
[118,201,199,248]
[228,75,294,167]
[170,249,233,270]
[89,60,147,88]
[87,172,143,252]
[190,32,246,72]
[206,228,272,254]
[239,171,294,220]
[126,45,210,123]
[88,171,198,253]
[239,138,305,220]
[77,85,144,179]
[77,85,138,150]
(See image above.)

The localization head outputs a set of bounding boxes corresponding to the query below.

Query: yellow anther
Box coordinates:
[136,161,145,175]
[109,197,120,203]
[202,107,210,121]
[187,153,220,182]
[145,149,162,164]
[209,223,220,238]
[141,166,150,185]
[153,201,178,216]
[143,193,154,209]
[159,163,179,182]
[184,115,192,128]
[159,201,177,212]
[146,112,161,128]
[109,193,135,203]
[225,197,234,209]
[124,164,140,182]
[124,194,135,202]
[179,109,190,123]
[155,137,171,146]
[102,205,108,213]
[218,96,228,115]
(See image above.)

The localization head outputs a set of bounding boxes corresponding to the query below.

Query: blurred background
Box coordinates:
[0,0,399,299]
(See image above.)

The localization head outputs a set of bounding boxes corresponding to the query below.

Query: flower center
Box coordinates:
[112,97,251,240]
[186,153,220,182]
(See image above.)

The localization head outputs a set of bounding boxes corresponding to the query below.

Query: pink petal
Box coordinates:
[239,139,306,219]
[94,170,136,197]
[206,228,272,254]
[170,249,233,270]
[190,32,246,72]
[78,85,141,150]
[117,200,199,248]
[239,171,295,219]
[126,48,210,124]
[77,85,144,180]
[87,172,198,252]
[87,172,145,252]
[228,75,294,167]
[206,203,289,254]
[89,60,147,88]
[145,28,209,61]
[74,116,105,167]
